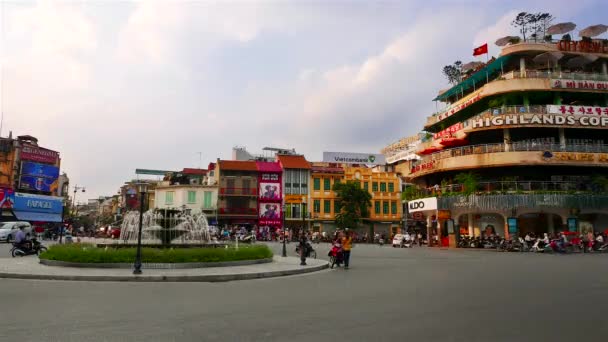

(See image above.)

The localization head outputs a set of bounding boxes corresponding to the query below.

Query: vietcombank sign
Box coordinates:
[323,152,386,165]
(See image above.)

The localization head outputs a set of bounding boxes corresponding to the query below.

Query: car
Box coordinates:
[0,221,34,243]
[392,234,404,247]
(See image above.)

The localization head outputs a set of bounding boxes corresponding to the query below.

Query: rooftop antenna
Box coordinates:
[196,152,202,169]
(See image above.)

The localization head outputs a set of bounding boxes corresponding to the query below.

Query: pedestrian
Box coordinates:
[298,231,308,266]
[341,229,353,269]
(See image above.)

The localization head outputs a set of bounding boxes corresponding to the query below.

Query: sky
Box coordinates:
[1,0,606,200]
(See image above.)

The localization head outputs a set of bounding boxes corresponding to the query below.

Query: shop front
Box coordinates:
[407,197,451,246]
[12,192,63,223]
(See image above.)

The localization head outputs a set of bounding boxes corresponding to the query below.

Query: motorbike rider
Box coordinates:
[14,225,31,251]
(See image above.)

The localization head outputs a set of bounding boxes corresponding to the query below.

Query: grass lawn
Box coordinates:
[39,243,273,263]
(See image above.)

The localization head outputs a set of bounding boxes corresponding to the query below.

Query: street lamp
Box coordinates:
[133,182,148,275]
[72,185,86,217]
[281,203,287,257]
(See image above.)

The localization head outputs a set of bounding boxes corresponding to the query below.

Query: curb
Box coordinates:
[39,257,273,269]
[0,262,329,282]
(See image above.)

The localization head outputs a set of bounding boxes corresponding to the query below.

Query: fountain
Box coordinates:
[116,209,213,247]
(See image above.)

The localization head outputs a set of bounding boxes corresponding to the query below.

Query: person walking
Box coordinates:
[298,231,308,266]
[341,229,353,269]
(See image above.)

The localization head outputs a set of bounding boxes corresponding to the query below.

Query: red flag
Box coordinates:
[473,43,488,56]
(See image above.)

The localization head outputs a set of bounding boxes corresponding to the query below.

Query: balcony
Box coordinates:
[219,188,257,196]
[218,207,257,216]
[502,70,608,82]
[410,143,608,178]
[412,181,606,198]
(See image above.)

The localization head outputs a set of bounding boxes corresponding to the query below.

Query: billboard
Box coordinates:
[323,152,386,165]
[259,202,281,226]
[0,188,15,209]
[21,144,59,164]
[20,162,60,192]
[13,192,63,214]
[259,183,281,200]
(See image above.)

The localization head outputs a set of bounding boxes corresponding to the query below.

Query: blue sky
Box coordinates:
[1,0,606,199]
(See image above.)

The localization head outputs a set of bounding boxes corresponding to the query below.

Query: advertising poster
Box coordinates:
[20,162,60,192]
[259,182,281,200]
[0,188,15,209]
[259,202,281,225]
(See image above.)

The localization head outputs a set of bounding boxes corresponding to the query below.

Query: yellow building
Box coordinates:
[343,166,402,237]
[310,163,402,237]
[310,163,344,233]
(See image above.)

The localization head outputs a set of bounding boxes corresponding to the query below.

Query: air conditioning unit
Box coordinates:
[190,178,200,185]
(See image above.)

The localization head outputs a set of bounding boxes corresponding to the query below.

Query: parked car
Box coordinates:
[0,222,33,243]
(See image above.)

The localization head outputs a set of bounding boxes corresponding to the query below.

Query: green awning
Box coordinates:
[433,55,512,102]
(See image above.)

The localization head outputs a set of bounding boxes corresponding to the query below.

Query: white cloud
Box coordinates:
[473,10,520,58]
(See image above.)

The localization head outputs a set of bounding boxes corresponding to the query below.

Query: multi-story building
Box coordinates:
[399,30,608,245]
[154,168,218,221]
[343,166,403,237]
[256,161,283,229]
[310,163,344,233]
[277,154,311,231]
[216,160,258,227]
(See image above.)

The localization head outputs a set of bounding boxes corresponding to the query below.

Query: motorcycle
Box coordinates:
[295,241,317,259]
[11,238,47,257]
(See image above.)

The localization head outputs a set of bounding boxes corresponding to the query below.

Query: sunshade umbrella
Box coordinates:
[533,51,564,64]
[461,61,484,72]
[547,22,576,35]
[579,24,608,37]
[565,55,599,68]
[495,36,520,46]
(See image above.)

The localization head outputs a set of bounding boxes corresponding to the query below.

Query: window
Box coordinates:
[374,201,380,214]
[324,178,331,191]
[242,179,250,193]
[324,200,331,213]
[380,182,387,192]
[334,178,341,186]
[187,191,196,204]
[286,205,292,218]
[302,203,307,218]
[364,182,369,191]
[203,191,213,208]
[165,191,174,205]
[391,201,397,214]
[300,171,308,194]
[383,201,389,214]
[313,200,321,213]
[334,200,341,214]
[372,182,378,192]
[313,178,320,191]
[388,182,394,193]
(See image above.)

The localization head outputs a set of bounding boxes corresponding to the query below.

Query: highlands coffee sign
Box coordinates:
[471,114,608,129]
[323,152,386,165]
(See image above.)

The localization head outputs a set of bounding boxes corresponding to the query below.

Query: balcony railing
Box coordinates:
[407,181,606,199]
[218,207,257,215]
[503,70,608,82]
[219,188,257,196]
[414,142,608,165]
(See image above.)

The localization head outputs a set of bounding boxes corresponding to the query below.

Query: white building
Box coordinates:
[154,183,218,216]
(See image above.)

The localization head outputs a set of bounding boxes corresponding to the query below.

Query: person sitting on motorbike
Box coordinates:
[14,226,31,251]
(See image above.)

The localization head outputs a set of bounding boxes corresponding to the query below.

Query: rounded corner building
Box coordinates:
[391,26,608,246]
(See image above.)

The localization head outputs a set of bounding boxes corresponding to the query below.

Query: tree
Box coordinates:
[333,181,372,230]
[511,12,534,41]
[442,60,462,85]
[454,172,480,196]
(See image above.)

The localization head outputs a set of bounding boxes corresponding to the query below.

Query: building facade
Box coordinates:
[216,160,258,227]
[395,34,608,245]
[310,163,343,233]
[277,154,311,231]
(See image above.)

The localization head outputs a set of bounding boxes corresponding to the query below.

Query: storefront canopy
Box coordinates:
[13,210,62,223]
[433,55,512,102]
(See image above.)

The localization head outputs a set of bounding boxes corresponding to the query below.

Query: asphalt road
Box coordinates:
[1,242,607,342]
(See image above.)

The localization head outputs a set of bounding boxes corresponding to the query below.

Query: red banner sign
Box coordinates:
[21,144,59,164]
[436,91,483,122]
[433,123,464,139]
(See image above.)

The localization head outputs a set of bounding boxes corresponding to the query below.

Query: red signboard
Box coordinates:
[433,122,464,139]
[21,144,59,164]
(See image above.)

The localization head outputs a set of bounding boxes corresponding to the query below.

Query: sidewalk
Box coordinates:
[0,256,328,282]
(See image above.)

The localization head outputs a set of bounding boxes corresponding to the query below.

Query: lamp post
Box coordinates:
[71,185,86,216]
[133,182,148,275]
[281,203,287,257]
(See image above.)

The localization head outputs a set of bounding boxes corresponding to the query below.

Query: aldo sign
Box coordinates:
[407,197,438,213]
